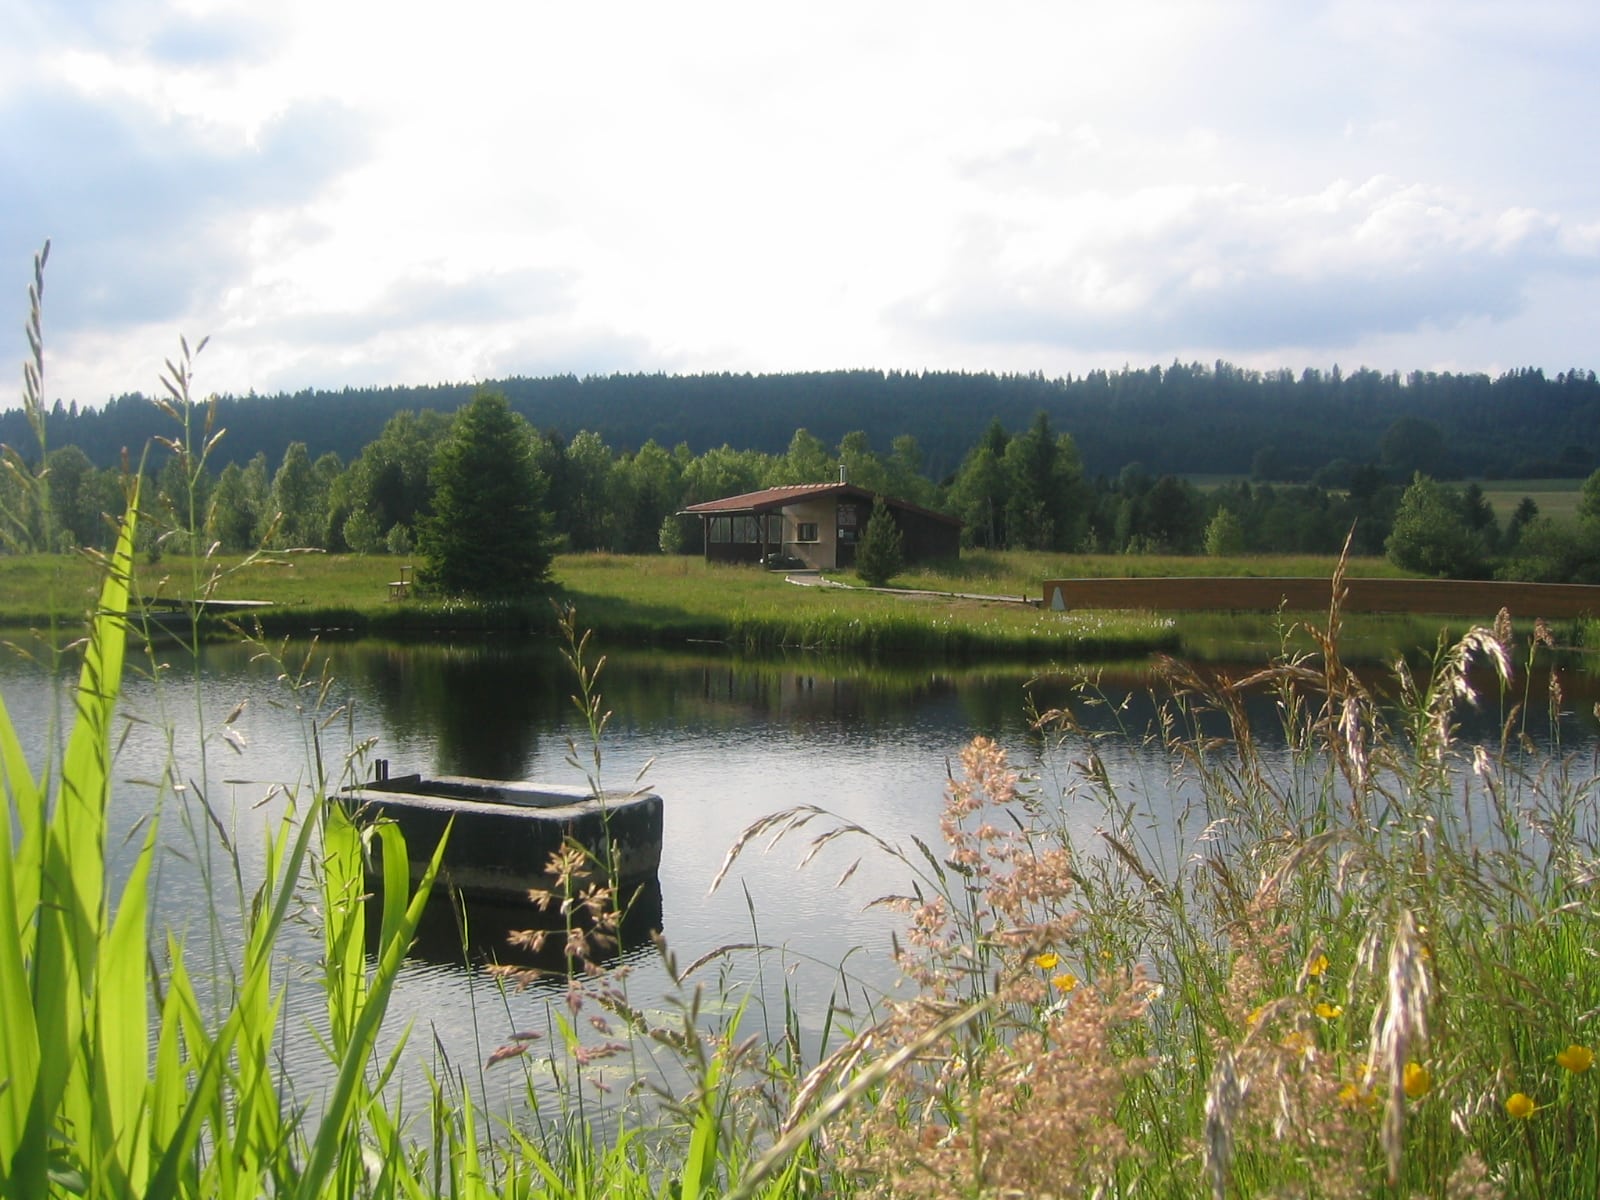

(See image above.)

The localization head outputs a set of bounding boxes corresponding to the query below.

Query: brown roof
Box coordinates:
[681,483,847,513]
[680,482,960,526]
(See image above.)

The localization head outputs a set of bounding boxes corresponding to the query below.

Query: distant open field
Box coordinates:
[1187,475,1589,525]
[1480,478,1584,522]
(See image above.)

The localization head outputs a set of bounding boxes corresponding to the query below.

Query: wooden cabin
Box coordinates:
[680,483,961,570]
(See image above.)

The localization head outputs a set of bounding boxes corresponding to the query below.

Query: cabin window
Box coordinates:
[795,521,819,542]
[732,516,761,543]
[708,516,731,543]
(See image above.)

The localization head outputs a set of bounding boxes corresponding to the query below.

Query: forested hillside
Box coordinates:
[7,362,1597,483]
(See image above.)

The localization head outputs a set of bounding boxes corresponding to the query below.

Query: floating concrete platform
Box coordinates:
[343,765,663,903]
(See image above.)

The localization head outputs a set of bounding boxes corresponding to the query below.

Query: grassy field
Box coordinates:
[890,548,1407,599]
[2,547,1572,664]
[0,550,1182,660]
[1187,474,1589,525]
[1482,478,1584,522]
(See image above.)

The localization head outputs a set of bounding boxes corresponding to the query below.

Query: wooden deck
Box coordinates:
[1040,577,1600,620]
[141,598,274,615]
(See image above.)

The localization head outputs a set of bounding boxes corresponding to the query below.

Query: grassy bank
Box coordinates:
[0,550,1186,660]
[554,552,1182,658]
[889,547,1408,598]
[6,545,1581,662]
[0,548,1466,664]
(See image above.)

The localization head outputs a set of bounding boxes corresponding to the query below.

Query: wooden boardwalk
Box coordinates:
[1040,577,1600,620]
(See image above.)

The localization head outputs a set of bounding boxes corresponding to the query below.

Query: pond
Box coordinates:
[4,630,1597,1115]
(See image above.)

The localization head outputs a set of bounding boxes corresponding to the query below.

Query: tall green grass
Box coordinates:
[0,479,446,1197]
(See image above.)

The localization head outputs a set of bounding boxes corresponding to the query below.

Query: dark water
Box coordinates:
[4,634,1597,1113]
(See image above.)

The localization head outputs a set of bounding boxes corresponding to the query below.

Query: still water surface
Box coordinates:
[4,634,1597,1113]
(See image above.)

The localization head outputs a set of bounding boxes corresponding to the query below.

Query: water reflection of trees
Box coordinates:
[601,648,1052,734]
[353,641,572,778]
[193,638,1600,784]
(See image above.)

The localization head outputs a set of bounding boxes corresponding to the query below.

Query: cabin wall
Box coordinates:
[696,494,961,570]
[781,497,840,569]
[894,506,962,564]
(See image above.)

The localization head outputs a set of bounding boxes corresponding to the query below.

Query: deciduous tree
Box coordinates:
[1386,474,1489,577]
[773,428,833,485]
[267,442,321,548]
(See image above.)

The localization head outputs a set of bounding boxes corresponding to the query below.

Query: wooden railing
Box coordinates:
[1040,577,1600,619]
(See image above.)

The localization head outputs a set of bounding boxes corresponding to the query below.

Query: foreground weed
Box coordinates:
[0,257,468,1199]
[715,737,1155,1197]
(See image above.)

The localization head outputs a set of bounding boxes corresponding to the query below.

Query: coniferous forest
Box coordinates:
[7,361,1600,584]
[8,362,1598,483]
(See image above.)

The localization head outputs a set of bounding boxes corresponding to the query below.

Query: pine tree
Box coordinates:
[855,497,904,586]
[418,391,552,599]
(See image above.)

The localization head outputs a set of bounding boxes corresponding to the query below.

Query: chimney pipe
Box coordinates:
[838,463,847,484]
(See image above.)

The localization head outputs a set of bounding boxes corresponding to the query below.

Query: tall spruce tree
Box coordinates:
[418,391,552,599]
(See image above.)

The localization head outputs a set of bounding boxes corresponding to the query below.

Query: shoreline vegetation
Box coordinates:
[1,548,1566,665]
[8,515,1600,1196]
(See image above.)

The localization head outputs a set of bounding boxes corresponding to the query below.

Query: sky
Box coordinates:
[3,0,1598,408]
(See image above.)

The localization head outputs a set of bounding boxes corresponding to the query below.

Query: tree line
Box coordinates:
[6,362,1599,486]
[12,388,1600,594]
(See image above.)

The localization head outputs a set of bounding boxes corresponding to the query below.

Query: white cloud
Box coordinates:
[1,0,1598,406]
[893,175,1596,357]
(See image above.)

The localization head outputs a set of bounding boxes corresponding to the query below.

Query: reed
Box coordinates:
[0,476,456,1198]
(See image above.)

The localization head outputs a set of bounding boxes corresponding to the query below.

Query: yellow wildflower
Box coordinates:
[1307,953,1329,977]
[1339,1082,1377,1112]
[1051,973,1078,994]
[1506,1092,1537,1119]
[1403,1062,1431,1099]
[1557,1044,1595,1074]
[1033,952,1060,971]
[1314,1001,1343,1020]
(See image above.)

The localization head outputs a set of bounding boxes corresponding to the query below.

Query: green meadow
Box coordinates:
[2,549,1186,659]
[1481,479,1584,523]
[0,548,1438,662]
